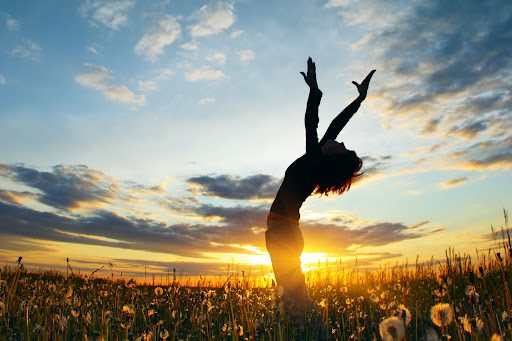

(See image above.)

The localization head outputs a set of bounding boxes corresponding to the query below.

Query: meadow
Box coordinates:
[0,217,511,340]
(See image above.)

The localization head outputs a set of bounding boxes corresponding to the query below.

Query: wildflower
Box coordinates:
[394,283,401,291]
[458,314,472,333]
[475,317,484,333]
[160,329,169,340]
[154,287,164,296]
[430,303,454,327]
[491,333,504,341]
[340,286,348,293]
[357,296,364,303]
[122,304,135,315]
[379,316,405,341]
[397,304,412,326]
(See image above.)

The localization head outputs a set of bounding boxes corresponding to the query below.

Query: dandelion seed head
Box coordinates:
[154,287,164,296]
[379,316,405,341]
[430,303,454,327]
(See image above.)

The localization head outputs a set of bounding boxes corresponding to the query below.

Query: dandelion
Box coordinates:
[48,283,56,292]
[154,287,164,296]
[379,316,405,341]
[160,329,169,340]
[491,333,504,341]
[122,304,135,315]
[238,325,244,336]
[458,314,472,333]
[397,304,412,326]
[430,303,454,327]
[475,317,484,333]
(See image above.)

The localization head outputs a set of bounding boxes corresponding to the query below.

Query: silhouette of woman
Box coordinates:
[266,57,375,309]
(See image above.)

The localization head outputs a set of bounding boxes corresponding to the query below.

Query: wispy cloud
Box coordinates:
[186,174,280,200]
[448,136,512,170]
[184,67,225,82]
[138,80,158,92]
[180,41,198,50]
[439,177,468,189]
[134,14,181,62]
[230,29,244,38]
[75,63,145,105]
[330,0,512,146]
[10,39,42,61]
[189,2,235,38]
[0,74,5,85]
[236,49,255,62]
[4,14,20,31]
[80,0,134,30]
[0,164,118,211]
[198,97,215,105]
[205,51,226,65]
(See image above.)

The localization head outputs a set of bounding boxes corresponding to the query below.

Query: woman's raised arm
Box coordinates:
[319,70,375,145]
[301,57,323,155]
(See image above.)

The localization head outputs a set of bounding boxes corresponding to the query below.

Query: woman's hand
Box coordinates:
[300,57,318,89]
[352,70,376,100]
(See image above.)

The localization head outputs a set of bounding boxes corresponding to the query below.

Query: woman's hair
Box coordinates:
[313,150,363,196]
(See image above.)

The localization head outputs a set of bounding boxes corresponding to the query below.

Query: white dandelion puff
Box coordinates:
[379,316,405,341]
[430,303,454,327]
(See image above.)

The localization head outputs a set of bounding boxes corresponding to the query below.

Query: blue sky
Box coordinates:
[0,0,511,277]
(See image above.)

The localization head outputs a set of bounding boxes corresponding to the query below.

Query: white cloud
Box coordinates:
[205,51,226,65]
[189,2,235,38]
[75,64,145,106]
[5,15,20,31]
[230,29,244,38]
[87,44,100,55]
[236,49,255,62]
[0,74,5,85]
[134,15,181,62]
[184,67,225,82]
[180,41,198,50]
[80,0,134,30]
[138,80,158,92]
[198,97,215,105]
[155,68,174,80]
[10,39,42,61]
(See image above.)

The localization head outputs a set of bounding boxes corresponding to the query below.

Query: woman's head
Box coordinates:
[314,147,363,196]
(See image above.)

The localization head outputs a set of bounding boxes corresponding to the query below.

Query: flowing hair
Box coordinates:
[313,150,363,196]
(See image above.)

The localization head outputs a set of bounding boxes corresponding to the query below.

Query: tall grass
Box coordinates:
[0,212,510,340]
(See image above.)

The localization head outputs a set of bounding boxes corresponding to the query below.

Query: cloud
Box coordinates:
[75,63,145,105]
[439,177,468,189]
[0,74,5,85]
[186,174,281,200]
[138,80,158,92]
[331,0,512,144]
[198,97,215,105]
[184,67,225,82]
[0,190,37,205]
[134,15,181,62]
[80,0,134,30]
[205,51,226,65]
[87,44,100,55]
[230,29,244,38]
[360,155,392,181]
[236,49,255,62]
[189,2,235,38]
[4,14,20,31]
[180,41,198,50]
[0,164,118,211]
[449,136,512,170]
[9,39,42,61]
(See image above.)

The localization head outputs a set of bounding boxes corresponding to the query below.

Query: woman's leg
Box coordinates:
[265,220,311,307]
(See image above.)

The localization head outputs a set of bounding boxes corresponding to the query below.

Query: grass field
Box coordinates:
[1,216,511,340]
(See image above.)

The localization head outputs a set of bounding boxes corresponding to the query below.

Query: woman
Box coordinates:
[266,57,375,308]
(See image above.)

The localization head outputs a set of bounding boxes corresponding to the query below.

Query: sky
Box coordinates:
[0,0,511,280]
